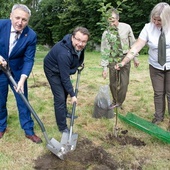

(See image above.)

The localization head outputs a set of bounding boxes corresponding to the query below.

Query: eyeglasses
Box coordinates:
[73,36,87,45]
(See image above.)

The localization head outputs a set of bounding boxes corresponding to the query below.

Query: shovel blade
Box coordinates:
[50,138,63,151]
[61,132,78,151]
[46,138,67,160]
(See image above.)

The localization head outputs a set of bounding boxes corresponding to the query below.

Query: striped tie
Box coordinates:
[12,31,21,45]
[9,31,21,56]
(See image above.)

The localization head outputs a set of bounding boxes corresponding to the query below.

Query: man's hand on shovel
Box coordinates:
[0,57,25,93]
[16,75,27,93]
[0,56,7,68]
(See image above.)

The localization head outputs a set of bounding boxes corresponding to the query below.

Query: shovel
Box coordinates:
[0,62,66,160]
[60,65,84,153]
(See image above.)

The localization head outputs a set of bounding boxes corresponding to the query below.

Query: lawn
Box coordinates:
[0,50,170,169]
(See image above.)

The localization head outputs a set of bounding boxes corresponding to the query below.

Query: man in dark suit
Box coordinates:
[0,4,42,143]
[44,27,90,133]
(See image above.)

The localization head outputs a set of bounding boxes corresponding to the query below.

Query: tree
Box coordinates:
[0,0,13,18]
[56,0,104,49]
[29,0,63,46]
[28,0,170,49]
[97,0,127,63]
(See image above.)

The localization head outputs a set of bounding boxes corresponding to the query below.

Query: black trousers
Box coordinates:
[109,61,131,105]
[44,66,68,131]
[149,65,170,120]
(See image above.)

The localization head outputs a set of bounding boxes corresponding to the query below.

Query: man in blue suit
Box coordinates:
[0,4,42,143]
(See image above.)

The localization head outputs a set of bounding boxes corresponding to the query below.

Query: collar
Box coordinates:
[10,25,23,34]
[74,49,82,56]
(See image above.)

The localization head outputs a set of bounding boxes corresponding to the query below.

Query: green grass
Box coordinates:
[0,50,170,169]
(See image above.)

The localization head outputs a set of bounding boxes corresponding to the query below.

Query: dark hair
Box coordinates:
[72,27,90,38]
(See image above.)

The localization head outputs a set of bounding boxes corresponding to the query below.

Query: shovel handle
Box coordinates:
[70,65,83,126]
[1,61,63,146]
[77,64,84,72]
[0,61,11,77]
[0,61,46,133]
[74,64,84,97]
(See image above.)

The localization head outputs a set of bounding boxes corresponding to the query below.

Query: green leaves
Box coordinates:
[116,0,127,10]
[0,1,12,18]
[97,2,124,63]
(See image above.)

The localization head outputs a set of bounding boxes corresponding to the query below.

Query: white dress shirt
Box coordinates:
[139,22,170,70]
[9,26,21,56]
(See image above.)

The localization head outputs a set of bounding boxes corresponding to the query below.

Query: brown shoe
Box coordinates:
[0,131,5,139]
[25,134,42,144]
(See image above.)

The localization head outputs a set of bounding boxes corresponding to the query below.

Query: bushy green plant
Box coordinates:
[36,44,50,52]
[97,0,127,63]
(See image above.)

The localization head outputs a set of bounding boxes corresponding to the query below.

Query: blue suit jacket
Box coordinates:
[0,19,37,80]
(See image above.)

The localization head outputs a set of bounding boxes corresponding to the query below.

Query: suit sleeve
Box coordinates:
[21,32,37,77]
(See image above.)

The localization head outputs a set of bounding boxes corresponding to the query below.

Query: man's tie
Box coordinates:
[13,31,21,45]
[158,29,166,66]
[116,29,122,51]
[9,31,21,56]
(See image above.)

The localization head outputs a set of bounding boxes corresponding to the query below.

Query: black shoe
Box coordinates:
[66,113,78,119]
[152,118,163,125]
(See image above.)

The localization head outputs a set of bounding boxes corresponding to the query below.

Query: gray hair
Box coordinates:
[107,8,119,20]
[11,4,31,17]
[150,2,170,32]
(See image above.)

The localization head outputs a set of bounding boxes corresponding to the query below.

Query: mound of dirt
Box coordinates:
[34,131,146,170]
[104,130,146,146]
[34,138,119,170]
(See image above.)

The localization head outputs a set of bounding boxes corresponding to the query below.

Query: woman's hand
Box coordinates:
[102,70,107,79]
[115,63,124,70]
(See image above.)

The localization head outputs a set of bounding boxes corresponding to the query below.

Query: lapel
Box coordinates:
[9,27,29,57]
[4,21,11,58]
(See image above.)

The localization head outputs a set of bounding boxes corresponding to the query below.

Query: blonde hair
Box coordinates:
[150,2,170,32]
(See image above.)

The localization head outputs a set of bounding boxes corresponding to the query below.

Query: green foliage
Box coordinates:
[97,1,126,63]
[117,0,170,37]
[2,0,170,50]
[0,0,37,18]
[36,44,50,52]
[29,0,63,46]
[57,0,103,43]
[140,45,149,55]
[0,0,13,18]
[29,0,105,46]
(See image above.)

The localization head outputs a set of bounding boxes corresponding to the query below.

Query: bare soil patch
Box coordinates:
[30,81,49,88]
[34,130,146,170]
[104,130,146,146]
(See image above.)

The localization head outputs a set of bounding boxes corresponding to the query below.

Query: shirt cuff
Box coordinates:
[21,74,28,78]
[103,66,107,71]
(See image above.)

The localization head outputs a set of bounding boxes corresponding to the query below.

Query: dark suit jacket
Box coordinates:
[0,19,37,80]
[44,34,84,97]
